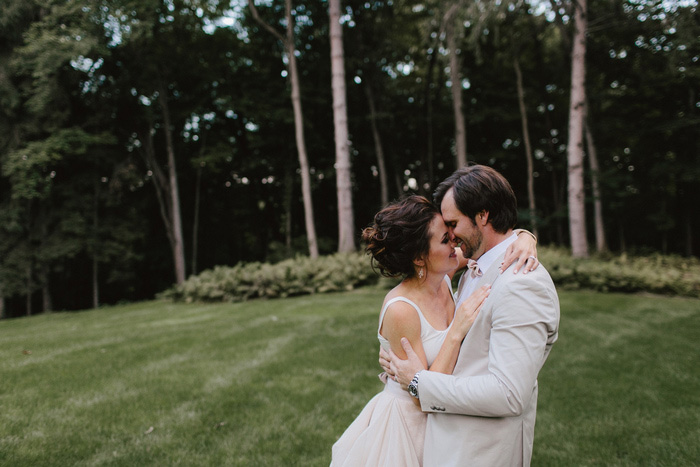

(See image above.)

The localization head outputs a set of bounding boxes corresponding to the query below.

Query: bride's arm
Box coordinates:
[427,286,490,375]
[381,302,429,373]
[501,229,539,274]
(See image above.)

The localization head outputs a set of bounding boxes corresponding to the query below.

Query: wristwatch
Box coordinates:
[407,371,421,399]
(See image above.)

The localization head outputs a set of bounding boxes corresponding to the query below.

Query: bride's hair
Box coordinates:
[362,195,439,278]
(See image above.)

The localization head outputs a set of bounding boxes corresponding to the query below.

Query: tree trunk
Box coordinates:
[549,169,565,245]
[249,0,319,258]
[618,221,626,253]
[287,34,319,258]
[40,266,52,313]
[0,288,4,319]
[157,89,186,284]
[514,57,538,237]
[284,161,294,252]
[37,208,53,314]
[142,125,175,249]
[423,42,438,194]
[25,263,32,316]
[329,0,356,253]
[191,163,202,276]
[365,80,389,207]
[92,252,99,309]
[92,177,99,309]
[585,115,607,253]
[445,5,467,168]
[566,0,589,258]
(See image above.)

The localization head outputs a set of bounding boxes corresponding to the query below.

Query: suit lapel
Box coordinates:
[473,252,507,290]
[453,252,508,374]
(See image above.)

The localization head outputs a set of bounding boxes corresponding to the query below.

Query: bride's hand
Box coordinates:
[451,285,490,338]
[501,230,538,274]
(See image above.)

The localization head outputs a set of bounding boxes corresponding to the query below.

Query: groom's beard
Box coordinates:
[459,230,483,259]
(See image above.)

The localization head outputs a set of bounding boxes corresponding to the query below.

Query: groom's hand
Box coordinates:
[378,346,394,377]
[390,338,425,388]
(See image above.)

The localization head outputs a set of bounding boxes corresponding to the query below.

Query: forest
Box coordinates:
[1,0,698,317]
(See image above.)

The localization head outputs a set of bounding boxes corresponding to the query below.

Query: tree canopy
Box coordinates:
[1,0,698,316]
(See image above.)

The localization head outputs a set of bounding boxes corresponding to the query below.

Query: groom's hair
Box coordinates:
[433,164,517,234]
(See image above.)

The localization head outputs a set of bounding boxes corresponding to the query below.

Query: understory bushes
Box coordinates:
[161,248,700,303]
[540,247,700,297]
[160,253,380,303]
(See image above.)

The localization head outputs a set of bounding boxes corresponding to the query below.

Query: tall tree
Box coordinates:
[443,3,467,168]
[514,57,538,237]
[249,0,319,258]
[566,0,589,257]
[585,111,606,252]
[329,0,356,252]
[364,78,389,206]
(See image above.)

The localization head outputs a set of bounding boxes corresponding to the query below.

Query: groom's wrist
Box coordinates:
[407,371,421,399]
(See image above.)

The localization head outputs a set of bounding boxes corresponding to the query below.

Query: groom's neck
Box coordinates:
[477,228,513,259]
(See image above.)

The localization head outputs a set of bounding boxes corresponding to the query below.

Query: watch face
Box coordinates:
[408,384,418,397]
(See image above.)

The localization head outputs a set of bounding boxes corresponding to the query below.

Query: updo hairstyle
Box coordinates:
[361,195,439,278]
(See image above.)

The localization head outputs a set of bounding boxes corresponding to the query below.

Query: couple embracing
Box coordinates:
[331,165,560,466]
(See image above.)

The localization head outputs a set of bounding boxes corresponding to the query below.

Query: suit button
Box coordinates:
[430,405,445,412]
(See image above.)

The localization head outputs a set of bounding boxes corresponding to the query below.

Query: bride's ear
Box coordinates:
[413,258,426,274]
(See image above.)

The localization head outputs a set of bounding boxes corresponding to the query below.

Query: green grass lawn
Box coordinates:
[1,288,699,466]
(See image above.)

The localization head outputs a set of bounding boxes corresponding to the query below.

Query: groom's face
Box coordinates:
[441,188,483,260]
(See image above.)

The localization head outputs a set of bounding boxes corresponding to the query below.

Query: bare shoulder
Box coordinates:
[382,299,421,330]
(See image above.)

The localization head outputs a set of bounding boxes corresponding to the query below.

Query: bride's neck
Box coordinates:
[403,273,444,297]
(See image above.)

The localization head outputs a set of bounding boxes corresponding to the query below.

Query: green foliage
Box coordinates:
[160,253,379,302]
[539,247,700,298]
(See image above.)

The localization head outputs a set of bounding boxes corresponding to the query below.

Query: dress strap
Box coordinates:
[378,296,424,334]
[443,274,456,305]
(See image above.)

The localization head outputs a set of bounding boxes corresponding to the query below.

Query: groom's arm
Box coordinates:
[418,270,559,417]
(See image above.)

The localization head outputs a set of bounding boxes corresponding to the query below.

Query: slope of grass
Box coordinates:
[1,288,699,466]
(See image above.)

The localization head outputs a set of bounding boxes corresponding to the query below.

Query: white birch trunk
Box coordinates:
[585,118,607,252]
[365,81,389,207]
[445,5,467,168]
[566,0,589,258]
[329,0,356,252]
[249,0,319,258]
[287,37,319,258]
[158,90,187,283]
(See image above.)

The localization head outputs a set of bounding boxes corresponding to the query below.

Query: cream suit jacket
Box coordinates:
[418,254,560,466]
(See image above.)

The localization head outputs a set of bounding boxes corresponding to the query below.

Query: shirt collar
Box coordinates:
[476,232,517,273]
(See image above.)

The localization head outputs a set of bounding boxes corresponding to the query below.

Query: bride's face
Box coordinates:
[423,214,459,275]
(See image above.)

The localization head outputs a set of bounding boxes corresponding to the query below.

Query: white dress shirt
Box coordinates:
[457,232,517,306]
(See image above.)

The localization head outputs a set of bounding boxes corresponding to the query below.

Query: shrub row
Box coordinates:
[539,247,700,298]
[159,253,379,303]
[161,248,700,303]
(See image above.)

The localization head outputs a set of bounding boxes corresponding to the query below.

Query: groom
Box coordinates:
[383,165,560,466]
